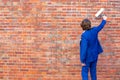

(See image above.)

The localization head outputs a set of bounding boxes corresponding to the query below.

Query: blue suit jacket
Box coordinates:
[80,20,106,63]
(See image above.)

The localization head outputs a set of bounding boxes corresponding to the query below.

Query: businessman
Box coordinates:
[80,15,107,80]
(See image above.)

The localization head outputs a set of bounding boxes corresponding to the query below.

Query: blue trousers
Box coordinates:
[81,60,97,80]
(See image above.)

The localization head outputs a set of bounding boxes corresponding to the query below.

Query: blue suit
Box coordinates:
[80,20,106,80]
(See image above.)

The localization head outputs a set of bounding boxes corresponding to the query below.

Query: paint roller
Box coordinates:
[95,8,105,18]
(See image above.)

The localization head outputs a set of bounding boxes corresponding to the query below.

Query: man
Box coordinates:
[80,15,107,80]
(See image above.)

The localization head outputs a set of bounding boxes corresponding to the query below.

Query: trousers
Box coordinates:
[81,60,97,80]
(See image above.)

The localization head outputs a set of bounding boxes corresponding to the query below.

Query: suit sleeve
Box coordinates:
[80,35,88,63]
[95,20,106,32]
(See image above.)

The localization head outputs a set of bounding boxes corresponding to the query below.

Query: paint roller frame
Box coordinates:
[95,8,105,18]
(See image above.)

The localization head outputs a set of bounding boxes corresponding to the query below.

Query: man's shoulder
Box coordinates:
[81,31,88,39]
[89,27,98,33]
[91,27,97,30]
[81,31,87,36]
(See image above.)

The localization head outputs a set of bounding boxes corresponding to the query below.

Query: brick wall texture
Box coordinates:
[0,0,120,80]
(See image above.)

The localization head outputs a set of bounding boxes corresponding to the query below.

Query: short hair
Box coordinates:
[81,19,91,30]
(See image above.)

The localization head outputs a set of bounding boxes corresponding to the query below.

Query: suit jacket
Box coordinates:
[80,20,106,63]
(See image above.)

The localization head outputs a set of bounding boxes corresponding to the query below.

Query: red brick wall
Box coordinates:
[0,0,120,80]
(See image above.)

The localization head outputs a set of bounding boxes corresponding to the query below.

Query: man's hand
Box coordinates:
[81,63,86,66]
[103,15,107,20]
